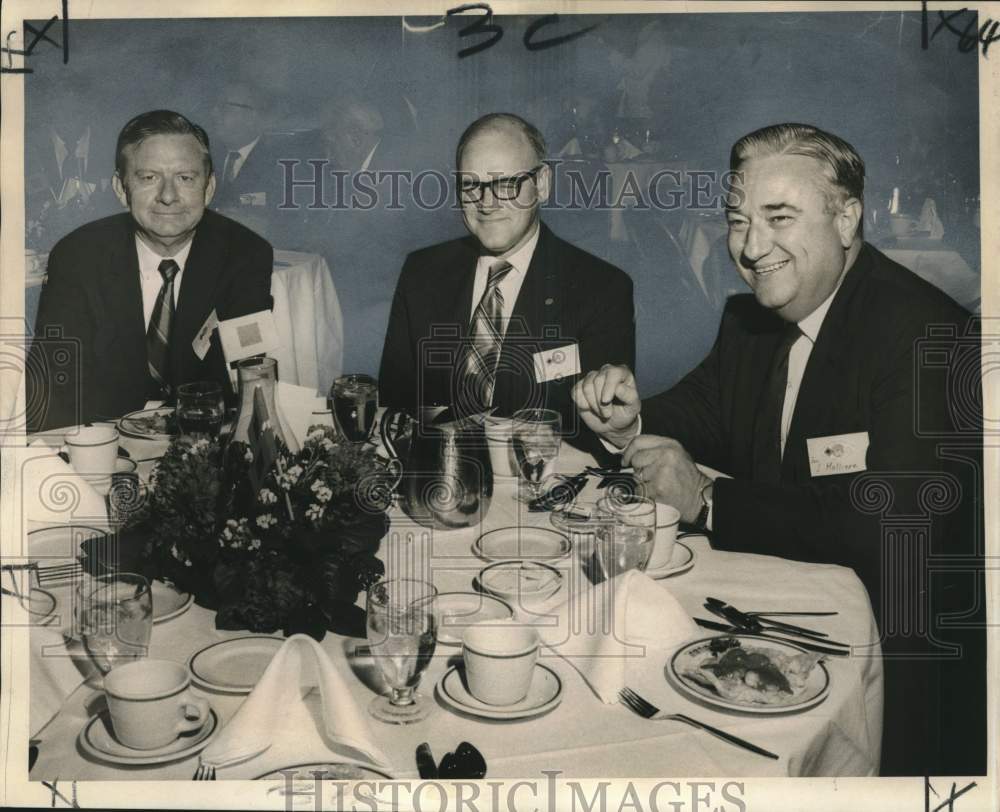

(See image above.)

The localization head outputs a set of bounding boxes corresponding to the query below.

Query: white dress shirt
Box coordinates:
[468,224,540,331]
[222,136,260,181]
[136,236,194,330]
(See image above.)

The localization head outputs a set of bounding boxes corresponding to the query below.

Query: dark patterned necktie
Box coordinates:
[752,323,802,484]
[147,259,179,396]
[460,260,514,413]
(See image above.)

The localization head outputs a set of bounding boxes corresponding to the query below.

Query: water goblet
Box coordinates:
[511,408,562,503]
[366,578,438,724]
[330,374,379,443]
[176,381,225,439]
[80,573,153,676]
[594,494,657,580]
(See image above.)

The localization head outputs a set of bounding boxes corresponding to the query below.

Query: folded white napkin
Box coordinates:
[201,634,391,775]
[276,381,327,451]
[27,625,92,737]
[21,442,108,525]
[533,570,697,703]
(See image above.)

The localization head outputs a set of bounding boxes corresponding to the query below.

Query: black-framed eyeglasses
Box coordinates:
[458,165,543,203]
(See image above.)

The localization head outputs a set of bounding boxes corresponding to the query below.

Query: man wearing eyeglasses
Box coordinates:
[379,113,634,448]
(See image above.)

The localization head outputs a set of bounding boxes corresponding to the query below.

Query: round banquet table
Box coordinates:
[23,431,883,781]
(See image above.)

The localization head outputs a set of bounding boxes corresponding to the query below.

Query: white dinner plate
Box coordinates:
[473,526,571,562]
[476,560,563,604]
[27,525,108,569]
[189,636,284,693]
[435,591,515,645]
[436,663,562,720]
[118,408,177,441]
[668,635,831,715]
[256,762,394,780]
[150,581,194,624]
[643,541,695,579]
[78,708,218,766]
[22,588,57,626]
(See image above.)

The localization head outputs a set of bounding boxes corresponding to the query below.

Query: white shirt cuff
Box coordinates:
[598,415,642,454]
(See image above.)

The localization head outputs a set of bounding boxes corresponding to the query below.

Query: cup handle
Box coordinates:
[176,693,210,734]
[57,444,71,464]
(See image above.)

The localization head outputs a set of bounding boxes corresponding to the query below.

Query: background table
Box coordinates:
[26,437,883,781]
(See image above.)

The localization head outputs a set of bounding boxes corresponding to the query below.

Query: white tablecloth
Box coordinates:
[880,241,981,312]
[270,249,343,396]
[24,438,883,781]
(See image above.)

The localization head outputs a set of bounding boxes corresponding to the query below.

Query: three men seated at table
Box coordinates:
[571,123,984,776]
[379,113,635,455]
[27,110,274,432]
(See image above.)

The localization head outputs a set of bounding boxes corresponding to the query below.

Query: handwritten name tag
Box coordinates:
[533,343,581,383]
[806,432,870,477]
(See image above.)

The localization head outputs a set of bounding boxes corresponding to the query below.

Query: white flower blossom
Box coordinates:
[244,448,254,462]
[250,539,262,551]
[222,527,233,541]
[256,513,278,529]
[306,503,324,522]
[307,428,326,442]
[258,488,278,505]
[286,465,304,484]
[184,558,193,567]
[321,438,335,452]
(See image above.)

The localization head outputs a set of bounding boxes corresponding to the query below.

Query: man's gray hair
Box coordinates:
[456,113,547,168]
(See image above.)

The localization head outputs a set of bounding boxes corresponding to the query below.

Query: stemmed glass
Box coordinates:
[330,374,379,443]
[366,578,438,724]
[594,495,657,580]
[511,409,562,502]
[79,573,153,675]
[176,381,225,439]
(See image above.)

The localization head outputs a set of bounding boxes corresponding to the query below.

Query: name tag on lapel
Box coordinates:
[533,343,581,383]
[806,432,870,477]
[192,309,219,360]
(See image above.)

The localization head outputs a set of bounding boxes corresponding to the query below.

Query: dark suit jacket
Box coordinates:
[379,223,635,449]
[27,210,273,431]
[643,242,984,775]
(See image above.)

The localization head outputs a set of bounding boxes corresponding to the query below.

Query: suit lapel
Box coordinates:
[446,238,480,337]
[171,216,226,382]
[102,218,147,382]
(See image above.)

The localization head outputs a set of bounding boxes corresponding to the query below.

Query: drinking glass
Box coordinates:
[80,573,153,675]
[330,374,379,443]
[366,578,437,724]
[594,495,657,579]
[176,381,225,439]
[511,409,562,502]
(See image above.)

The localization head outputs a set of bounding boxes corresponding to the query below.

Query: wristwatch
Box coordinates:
[691,480,714,532]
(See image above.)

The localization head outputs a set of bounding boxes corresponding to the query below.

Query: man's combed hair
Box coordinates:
[115,110,213,177]
[456,113,547,168]
[730,123,865,217]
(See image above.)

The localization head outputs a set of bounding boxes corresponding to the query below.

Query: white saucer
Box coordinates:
[256,762,394,780]
[436,663,563,720]
[643,541,695,579]
[189,636,284,693]
[474,526,572,562]
[78,708,218,765]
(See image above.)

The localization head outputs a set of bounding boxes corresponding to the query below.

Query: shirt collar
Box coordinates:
[483,223,541,277]
[796,281,842,344]
[234,136,260,162]
[135,234,195,276]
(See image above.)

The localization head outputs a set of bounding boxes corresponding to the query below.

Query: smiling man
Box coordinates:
[572,123,984,776]
[27,110,273,431]
[379,113,633,448]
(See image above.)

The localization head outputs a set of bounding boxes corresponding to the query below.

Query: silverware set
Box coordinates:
[192,763,216,780]
[697,597,850,656]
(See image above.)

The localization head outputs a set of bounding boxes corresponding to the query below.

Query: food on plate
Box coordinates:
[125,410,177,435]
[680,637,821,706]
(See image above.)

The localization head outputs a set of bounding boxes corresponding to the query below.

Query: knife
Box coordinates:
[528,473,589,512]
[693,618,850,656]
[416,742,438,779]
[703,603,850,649]
[705,598,839,641]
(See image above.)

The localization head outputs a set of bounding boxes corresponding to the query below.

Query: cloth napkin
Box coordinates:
[20,442,108,525]
[532,570,698,703]
[201,634,392,776]
[27,625,93,737]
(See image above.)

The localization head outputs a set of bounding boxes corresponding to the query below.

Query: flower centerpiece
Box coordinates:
[134,425,392,640]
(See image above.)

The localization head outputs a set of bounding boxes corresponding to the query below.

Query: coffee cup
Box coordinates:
[104,659,209,750]
[647,503,680,570]
[462,621,538,705]
[484,417,516,478]
[61,426,120,478]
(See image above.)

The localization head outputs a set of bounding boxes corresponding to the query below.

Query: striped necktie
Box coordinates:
[460,260,514,413]
[752,322,802,484]
[147,258,179,396]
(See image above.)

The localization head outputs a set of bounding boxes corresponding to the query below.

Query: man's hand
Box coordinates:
[571,364,640,448]
[623,435,711,523]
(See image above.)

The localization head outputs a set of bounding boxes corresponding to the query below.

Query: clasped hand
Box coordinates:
[572,365,709,523]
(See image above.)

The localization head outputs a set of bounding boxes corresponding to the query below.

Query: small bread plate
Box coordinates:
[28,525,108,572]
[189,636,284,694]
[78,708,218,766]
[118,407,177,441]
[22,588,57,626]
[436,663,562,720]
[256,762,394,780]
[667,635,831,715]
[435,592,515,645]
[473,526,571,563]
[643,541,695,579]
[476,560,563,603]
[151,581,194,624]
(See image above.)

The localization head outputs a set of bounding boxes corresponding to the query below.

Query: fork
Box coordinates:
[35,562,83,585]
[618,688,778,760]
[192,763,216,780]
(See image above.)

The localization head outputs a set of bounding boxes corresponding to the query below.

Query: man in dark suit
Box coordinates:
[27,110,273,432]
[379,113,634,449]
[574,123,984,776]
